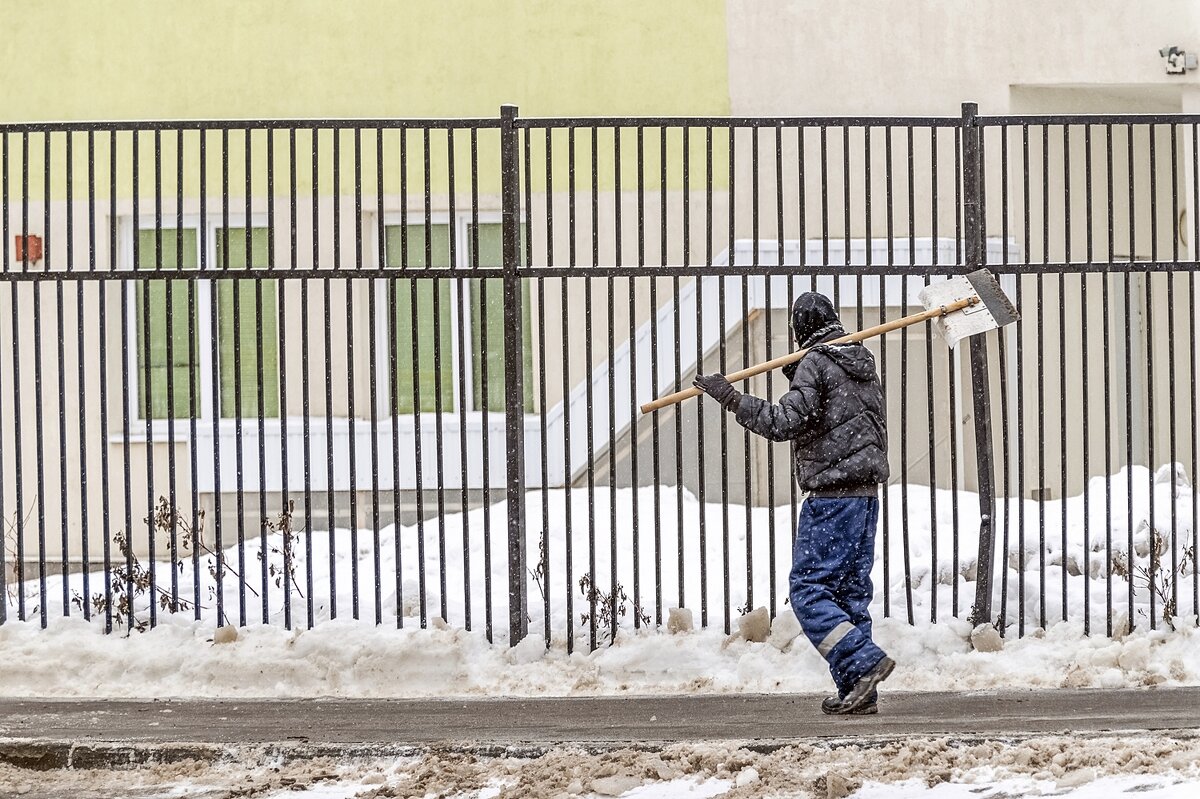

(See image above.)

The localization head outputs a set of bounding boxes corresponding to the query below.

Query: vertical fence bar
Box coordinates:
[697,124,708,629]
[607,129,618,643]
[673,126,685,615]
[33,132,48,628]
[586,126,597,649]
[254,130,269,624]
[901,126,913,625]
[455,129,473,632]
[276,127,291,630]
[534,129,551,643]
[323,149,339,623]
[421,128,441,625]
[500,105,528,645]
[1146,124,1158,630]
[57,132,71,618]
[1192,122,1200,624]
[230,128,247,629]
[0,297,5,625]
[963,103,998,627]
[645,127,664,627]
[769,122,783,620]
[362,128,376,628]
[302,130,316,629]
[119,131,135,633]
[1125,124,1135,631]
[105,131,118,631]
[720,123,733,635]
[926,126,938,625]
[1168,123,1179,625]
[882,125,894,619]
[1103,123,1115,635]
[952,124,964,620]
[1059,125,1070,624]
[0,131,8,625]
[1082,124,1092,636]
[565,125,577,651]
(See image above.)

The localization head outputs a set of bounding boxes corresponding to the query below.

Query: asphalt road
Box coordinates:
[2,687,1199,749]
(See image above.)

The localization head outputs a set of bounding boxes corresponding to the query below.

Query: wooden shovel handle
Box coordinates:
[638,297,976,415]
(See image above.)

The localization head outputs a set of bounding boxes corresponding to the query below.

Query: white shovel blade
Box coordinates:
[918,276,999,348]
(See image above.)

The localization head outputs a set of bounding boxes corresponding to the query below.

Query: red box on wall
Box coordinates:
[15,234,42,264]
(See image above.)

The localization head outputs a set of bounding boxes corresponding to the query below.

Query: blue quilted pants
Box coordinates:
[789,496,888,696]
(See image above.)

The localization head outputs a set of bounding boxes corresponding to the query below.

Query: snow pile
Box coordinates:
[2,466,1199,699]
[2,607,1200,699]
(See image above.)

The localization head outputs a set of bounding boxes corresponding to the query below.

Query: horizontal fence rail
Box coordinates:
[0,106,1197,648]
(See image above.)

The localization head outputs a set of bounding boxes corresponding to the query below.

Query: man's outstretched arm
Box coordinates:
[693,366,822,443]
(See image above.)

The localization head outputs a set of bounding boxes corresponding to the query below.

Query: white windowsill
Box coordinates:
[109,412,540,444]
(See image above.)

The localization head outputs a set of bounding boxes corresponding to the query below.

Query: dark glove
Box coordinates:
[693,373,742,412]
[781,360,799,382]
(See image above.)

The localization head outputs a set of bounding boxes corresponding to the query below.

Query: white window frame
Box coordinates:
[373,211,506,418]
[120,213,279,441]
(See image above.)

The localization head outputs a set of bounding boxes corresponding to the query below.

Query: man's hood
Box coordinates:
[815,342,878,382]
[791,292,845,348]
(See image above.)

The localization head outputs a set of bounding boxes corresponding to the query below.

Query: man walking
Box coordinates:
[693,291,895,715]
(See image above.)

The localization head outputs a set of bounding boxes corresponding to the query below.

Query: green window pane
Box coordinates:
[134,228,199,419]
[385,224,453,413]
[136,227,198,271]
[384,223,451,269]
[215,228,280,419]
[214,226,269,270]
[470,278,533,413]
[468,223,532,413]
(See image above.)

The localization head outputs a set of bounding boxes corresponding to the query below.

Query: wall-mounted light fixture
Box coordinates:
[1159,46,1198,75]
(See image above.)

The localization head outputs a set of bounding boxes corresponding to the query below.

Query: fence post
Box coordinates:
[962,102,998,628]
[500,104,529,645]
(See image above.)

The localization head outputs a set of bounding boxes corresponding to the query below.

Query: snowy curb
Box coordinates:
[7,730,1200,772]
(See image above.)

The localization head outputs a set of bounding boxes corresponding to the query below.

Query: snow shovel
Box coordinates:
[639,268,1018,414]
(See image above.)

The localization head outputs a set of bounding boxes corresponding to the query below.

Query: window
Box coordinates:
[215,227,280,418]
[383,218,532,413]
[131,222,280,422]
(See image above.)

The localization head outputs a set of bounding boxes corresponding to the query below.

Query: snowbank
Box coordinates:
[3,467,1199,699]
[2,607,1199,699]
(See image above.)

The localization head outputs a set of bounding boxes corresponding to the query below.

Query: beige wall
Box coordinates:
[725,1,1199,117]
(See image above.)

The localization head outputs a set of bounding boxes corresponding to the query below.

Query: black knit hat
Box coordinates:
[791,292,844,348]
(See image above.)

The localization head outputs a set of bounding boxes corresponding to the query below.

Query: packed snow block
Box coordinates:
[737,606,771,643]
[506,633,547,665]
[590,775,643,796]
[970,623,1004,653]
[213,625,239,645]
[768,608,803,650]
[1156,462,1189,488]
[822,772,860,799]
[1112,611,1131,641]
[1056,768,1097,790]
[667,607,693,634]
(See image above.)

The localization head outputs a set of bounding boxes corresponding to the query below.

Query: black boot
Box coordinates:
[821,692,878,715]
[824,657,895,715]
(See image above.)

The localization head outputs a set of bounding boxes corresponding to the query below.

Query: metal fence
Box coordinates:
[1,105,1198,647]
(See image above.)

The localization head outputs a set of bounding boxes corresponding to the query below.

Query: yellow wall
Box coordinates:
[0,1,730,121]
[0,2,731,199]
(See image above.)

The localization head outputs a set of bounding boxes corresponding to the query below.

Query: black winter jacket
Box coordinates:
[734,342,889,493]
